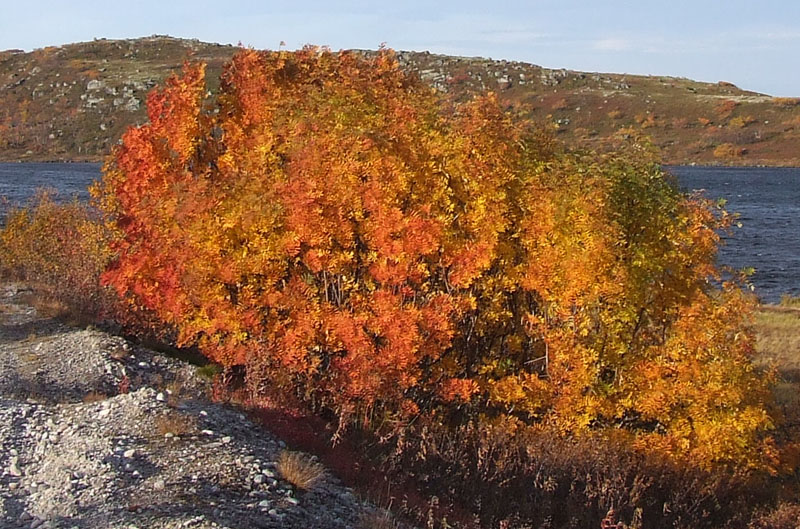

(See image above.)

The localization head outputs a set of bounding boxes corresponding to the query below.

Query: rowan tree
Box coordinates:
[96,47,778,470]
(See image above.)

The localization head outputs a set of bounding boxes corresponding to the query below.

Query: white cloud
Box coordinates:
[593,38,630,51]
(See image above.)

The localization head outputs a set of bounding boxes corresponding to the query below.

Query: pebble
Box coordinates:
[0,287,372,529]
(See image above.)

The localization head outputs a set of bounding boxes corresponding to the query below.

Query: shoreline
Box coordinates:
[2,157,800,169]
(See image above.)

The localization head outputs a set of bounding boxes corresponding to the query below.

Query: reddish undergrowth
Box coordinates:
[216,383,475,528]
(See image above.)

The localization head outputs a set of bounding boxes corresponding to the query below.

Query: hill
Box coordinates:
[0,35,799,165]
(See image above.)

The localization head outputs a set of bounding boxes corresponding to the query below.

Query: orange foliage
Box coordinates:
[716,99,740,116]
[96,48,778,470]
[714,143,747,158]
[0,192,114,317]
[729,115,756,128]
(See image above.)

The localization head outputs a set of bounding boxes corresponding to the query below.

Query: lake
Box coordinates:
[1,162,798,303]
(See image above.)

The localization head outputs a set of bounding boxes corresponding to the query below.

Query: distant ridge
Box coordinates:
[1,36,798,166]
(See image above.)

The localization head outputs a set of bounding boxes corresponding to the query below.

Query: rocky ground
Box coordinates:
[0,283,384,529]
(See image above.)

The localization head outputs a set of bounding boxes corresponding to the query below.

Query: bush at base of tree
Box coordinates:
[0,192,114,320]
[96,46,778,474]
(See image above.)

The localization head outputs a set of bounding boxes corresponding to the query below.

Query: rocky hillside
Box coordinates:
[1,35,799,166]
[0,283,390,529]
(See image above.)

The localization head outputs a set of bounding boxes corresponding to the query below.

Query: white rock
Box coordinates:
[123,449,136,458]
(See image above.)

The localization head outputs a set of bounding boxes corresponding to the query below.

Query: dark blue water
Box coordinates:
[0,162,100,211]
[1,163,798,302]
[667,166,800,303]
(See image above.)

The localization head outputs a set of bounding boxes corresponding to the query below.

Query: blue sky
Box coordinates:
[2,1,799,96]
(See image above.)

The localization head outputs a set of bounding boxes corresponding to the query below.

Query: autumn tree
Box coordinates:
[96,47,777,470]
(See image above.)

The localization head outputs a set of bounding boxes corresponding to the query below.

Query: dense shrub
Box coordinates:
[97,47,778,473]
[0,192,114,319]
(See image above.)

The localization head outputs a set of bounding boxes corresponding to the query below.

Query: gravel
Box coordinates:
[0,283,383,529]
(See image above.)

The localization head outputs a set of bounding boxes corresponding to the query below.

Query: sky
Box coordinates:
[2,1,799,96]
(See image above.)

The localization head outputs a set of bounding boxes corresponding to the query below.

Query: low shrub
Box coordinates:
[0,191,114,320]
[772,97,800,108]
[714,142,747,158]
[750,503,800,529]
[382,418,773,529]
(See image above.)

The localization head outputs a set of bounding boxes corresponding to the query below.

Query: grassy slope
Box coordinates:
[756,307,800,432]
[0,36,799,165]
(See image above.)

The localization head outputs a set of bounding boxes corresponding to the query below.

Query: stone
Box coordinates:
[123,449,136,458]
[9,462,22,477]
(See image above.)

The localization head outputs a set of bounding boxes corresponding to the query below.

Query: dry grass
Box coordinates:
[164,376,189,408]
[755,307,800,378]
[357,508,400,529]
[82,391,108,403]
[277,450,326,490]
[754,306,800,428]
[153,411,197,438]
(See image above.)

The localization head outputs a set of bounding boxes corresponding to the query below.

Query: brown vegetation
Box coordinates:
[153,411,197,438]
[277,451,326,490]
[1,36,800,166]
[714,142,747,158]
